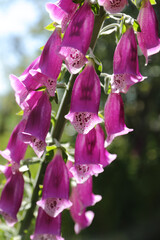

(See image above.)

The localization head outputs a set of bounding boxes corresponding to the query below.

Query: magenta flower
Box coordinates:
[96,124,117,167]
[31,208,64,240]
[98,0,127,14]
[10,57,40,106]
[20,93,51,157]
[0,120,27,169]
[0,165,12,179]
[104,93,133,146]
[31,29,62,97]
[74,177,102,213]
[70,184,94,234]
[46,0,77,32]
[21,91,43,119]
[65,62,102,134]
[70,127,104,183]
[59,2,94,74]
[111,27,146,93]
[0,171,24,226]
[137,0,160,65]
[37,152,72,218]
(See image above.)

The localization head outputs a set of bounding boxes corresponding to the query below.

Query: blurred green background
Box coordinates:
[0,0,160,239]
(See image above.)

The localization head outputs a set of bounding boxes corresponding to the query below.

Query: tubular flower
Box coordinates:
[74,177,102,213]
[20,93,51,158]
[0,165,12,179]
[96,124,117,167]
[21,91,43,119]
[104,93,133,146]
[0,119,27,170]
[46,0,77,32]
[10,57,40,106]
[70,127,104,183]
[0,171,24,226]
[37,152,72,218]
[137,0,160,65]
[98,0,127,14]
[59,2,94,74]
[30,29,62,97]
[70,183,94,234]
[65,62,102,134]
[31,208,64,240]
[111,27,146,93]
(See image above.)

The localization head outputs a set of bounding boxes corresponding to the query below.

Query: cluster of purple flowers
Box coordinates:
[0,0,160,239]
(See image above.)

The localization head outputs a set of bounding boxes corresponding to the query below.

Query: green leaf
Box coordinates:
[35,86,46,92]
[91,4,100,15]
[46,145,57,152]
[150,0,156,4]
[122,23,127,34]
[130,0,142,8]
[107,83,111,94]
[61,147,68,163]
[98,112,104,120]
[45,22,56,32]
[45,150,54,163]
[16,110,24,116]
[72,0,84,3]
[40,45,44,51]
[54,91,58,104]
[133,20,141,32]
[94,58,103,76]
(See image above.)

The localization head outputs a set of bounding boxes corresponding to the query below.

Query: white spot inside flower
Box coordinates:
[32,234,57,240]
[76,164,90,180]
[66,49,85,70]
[110,0,122,8]
[0,210,16,226]
[31,137,45,152]
[46,78,56,97]
[73,112,94,134]
[44,198,62,218]
[111,74,125,93]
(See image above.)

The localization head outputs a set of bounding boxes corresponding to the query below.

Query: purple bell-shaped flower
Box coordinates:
[70,183,94,234]
[0,170,24,226]
[98,0,128,14]
[37,152,72,218]
[111,27,146,93]
[30,29,62,97]
[104,93,133,146]
[46,0,77,32]
[70,127,104,183]
[59,2,94,74]
[65,62,102,134]
[96,124,117,167]
[74,177,102,213]
[0,120,27,171]
[10,57,40,106]
[20,93,51,157]
[31,208,64,240]
[137,0,160,65]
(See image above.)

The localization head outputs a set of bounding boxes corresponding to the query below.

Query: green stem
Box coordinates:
[18,6,105,238]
